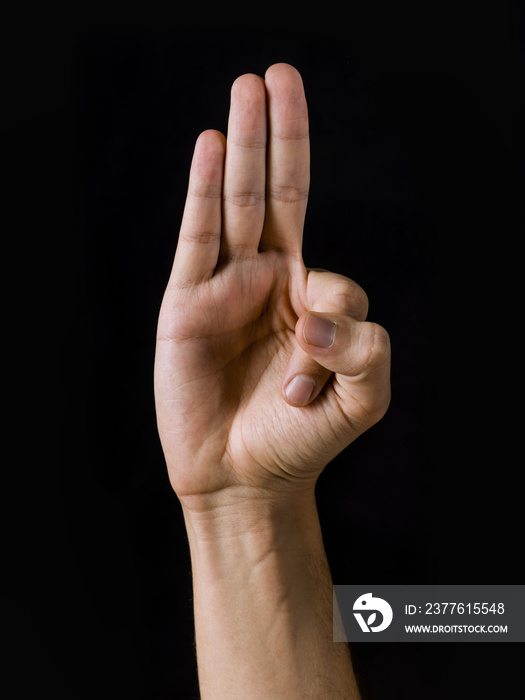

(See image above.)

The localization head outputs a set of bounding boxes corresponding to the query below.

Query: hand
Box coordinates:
[154,64,391,507]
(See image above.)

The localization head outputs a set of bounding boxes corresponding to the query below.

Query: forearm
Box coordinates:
[181,487,361,700]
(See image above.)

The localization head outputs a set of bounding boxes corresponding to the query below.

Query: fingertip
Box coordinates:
[195,129,226,154]
[264,63,307,110]
[191,129,226,182]
[283,374,316,407]
[264,62,303,83]
[296,311,391,381]
[231,72,266,97]
[296,312,338,350]
[227,73,267,141]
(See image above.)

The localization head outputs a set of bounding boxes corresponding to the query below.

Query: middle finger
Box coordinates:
[221,73,267,260]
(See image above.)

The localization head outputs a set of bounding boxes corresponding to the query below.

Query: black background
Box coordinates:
[4,3,524,698]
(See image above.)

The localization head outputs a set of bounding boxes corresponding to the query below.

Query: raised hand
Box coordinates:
[154,64,391,507]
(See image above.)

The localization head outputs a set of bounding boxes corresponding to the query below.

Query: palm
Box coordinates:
[156,251,308,493]
[154,65,390,501]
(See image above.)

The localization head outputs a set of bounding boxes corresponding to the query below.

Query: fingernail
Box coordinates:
[285,375,316,406]
[303,313,337,348]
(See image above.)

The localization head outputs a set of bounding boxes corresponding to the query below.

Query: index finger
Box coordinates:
[260,64,310,257]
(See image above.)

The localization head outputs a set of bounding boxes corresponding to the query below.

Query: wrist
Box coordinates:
[179,483,319,548]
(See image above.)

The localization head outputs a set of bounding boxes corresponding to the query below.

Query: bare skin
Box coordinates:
[154,63,391,698]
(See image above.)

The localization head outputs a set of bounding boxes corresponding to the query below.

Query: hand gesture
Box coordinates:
[154,64,391,506]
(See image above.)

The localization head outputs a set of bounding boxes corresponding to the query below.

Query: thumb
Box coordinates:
[294,310,391,427]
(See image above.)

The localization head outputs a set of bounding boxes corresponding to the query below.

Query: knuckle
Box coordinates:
[332,280,369,319]
[268,183,309,204]
[224,189,266,208]
[360,322,391,371]
[306,270,369,319]
[180,228,220,245]
[227,138,266,150]
[350,284,369,318]
[188,184,222,200]
[358,387,392,428]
